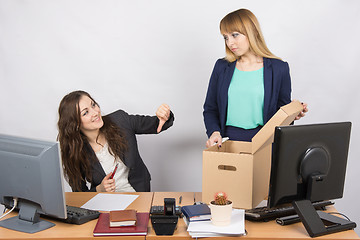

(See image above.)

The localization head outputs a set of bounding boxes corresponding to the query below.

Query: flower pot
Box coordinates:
[209,201,233,226]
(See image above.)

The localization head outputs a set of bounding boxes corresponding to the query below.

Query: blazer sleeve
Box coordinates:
[277,61,292,109]
[110,109,175,135]
[203,59,223,138]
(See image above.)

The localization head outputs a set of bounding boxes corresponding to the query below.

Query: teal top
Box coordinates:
[226,67,264,129]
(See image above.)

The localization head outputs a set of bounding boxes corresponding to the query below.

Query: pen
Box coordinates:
[276,215,301,225]
[179,196,182,205]
[110,163,119,179]
[212,137,229,146]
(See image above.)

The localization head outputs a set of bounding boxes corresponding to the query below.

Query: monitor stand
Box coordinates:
[292,200,356,238]
[0,202,55,233]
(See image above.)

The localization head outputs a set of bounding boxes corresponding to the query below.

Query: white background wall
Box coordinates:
[1,0,359,235]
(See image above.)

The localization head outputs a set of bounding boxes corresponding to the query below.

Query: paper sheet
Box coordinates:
[81,193,139,211]
[187,209,245,235]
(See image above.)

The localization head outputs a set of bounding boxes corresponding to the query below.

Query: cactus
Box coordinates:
[214,192,229,205]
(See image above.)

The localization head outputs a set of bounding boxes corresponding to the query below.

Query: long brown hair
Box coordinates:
[57,90,127,191]
[220,8,280,62]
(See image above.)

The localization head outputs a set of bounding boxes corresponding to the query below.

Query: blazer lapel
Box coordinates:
[220,61,236,127]
[263,58,272,123]
[222,61,236,91]
[85,142,106,178]
[92,158,106,177]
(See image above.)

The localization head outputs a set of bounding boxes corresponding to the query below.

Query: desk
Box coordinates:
[148,192,360,240]
[0,192,153,240]
[0,192,359,240]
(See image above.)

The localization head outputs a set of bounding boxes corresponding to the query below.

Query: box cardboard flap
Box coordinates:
[251,101,303,154]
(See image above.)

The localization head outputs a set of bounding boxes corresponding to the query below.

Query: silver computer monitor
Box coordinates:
[0,134,67,233]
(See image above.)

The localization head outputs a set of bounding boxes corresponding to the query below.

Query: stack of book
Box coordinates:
[183,207,246,238]
[93,209,149,236]
[181,204,211,222]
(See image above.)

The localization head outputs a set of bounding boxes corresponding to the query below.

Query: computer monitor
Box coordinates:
[0,134,67,233]
[268,122,356,237]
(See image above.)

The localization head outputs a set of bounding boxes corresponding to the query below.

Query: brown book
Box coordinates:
[109,209,137,227]
[94,212,149,236]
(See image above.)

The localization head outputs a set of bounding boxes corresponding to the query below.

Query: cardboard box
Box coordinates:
[202,101,303,209]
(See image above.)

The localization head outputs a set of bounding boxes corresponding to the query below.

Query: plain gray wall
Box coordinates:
[1,0,359,235]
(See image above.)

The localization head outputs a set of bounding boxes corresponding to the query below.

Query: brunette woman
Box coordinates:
[58,90,174,192]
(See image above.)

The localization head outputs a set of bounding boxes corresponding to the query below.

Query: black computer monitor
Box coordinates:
[268,122,356,237]
[0,134,67,233]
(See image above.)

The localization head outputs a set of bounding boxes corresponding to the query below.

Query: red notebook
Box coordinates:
[93,212,149,236]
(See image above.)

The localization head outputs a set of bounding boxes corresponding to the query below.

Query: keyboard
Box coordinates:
[60,205,100,224]
[245,200,334,221]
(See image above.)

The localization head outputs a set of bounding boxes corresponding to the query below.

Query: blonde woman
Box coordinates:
[203,8,307,147]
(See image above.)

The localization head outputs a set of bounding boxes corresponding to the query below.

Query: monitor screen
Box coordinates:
[268,122,356,237]
[0,134,67,233]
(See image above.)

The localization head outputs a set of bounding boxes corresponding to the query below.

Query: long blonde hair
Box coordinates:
[220,9,280,62]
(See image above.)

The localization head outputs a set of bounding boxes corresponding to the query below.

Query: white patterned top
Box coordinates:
[95,143,135,192]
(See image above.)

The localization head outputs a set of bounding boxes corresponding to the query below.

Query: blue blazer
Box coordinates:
[203,57,292,138]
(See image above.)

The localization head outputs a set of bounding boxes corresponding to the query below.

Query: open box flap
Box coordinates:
[251,101,303,154]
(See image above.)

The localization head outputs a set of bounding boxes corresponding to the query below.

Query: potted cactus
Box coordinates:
[209,192,233,226]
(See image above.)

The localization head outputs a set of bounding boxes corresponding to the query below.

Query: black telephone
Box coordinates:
[150,198,179,236]
[150,205,182,216]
